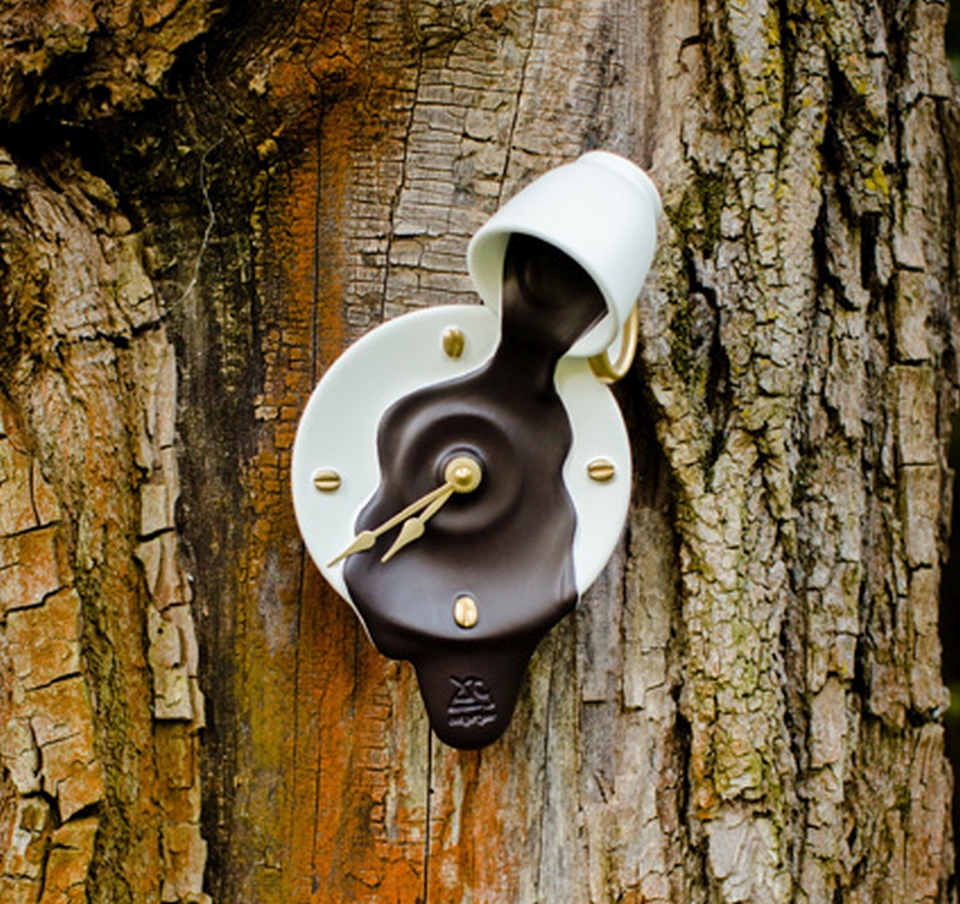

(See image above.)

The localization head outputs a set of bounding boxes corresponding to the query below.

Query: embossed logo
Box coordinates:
[447,676,497,729]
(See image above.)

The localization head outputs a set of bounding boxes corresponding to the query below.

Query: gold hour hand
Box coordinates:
[326,481,451,566]
[380,485,456,563]
[326,529,378,565]
[327,455,482,567]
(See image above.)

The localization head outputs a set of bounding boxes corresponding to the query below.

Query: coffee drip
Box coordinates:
[343,234,606,748]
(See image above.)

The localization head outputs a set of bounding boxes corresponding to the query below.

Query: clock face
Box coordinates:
[291,307,632,747]
[291,304,631,629]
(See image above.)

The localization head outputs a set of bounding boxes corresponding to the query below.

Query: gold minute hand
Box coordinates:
[380,486,455,563]
[381,456,483,562]
[327,481,453,566]
[327,455,482,567]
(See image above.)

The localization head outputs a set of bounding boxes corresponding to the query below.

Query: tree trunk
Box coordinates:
[0,0,957,901]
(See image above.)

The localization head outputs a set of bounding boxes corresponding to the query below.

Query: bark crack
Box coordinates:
[496,0,538,205]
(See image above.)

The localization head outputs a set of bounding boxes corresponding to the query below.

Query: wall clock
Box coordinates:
[292,151,661,748]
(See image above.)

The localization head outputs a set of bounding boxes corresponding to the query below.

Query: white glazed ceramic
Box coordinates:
[467,150,662,358]
[290,305,631,612]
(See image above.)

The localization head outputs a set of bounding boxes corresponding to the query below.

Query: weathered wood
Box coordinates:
[0,0,956,901]
[0,158,205,901]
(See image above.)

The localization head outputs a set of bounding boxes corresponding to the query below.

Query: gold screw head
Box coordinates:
[453,594,479,629]
[442,326,465,359]
[587,458,616,483]
[313,469,342,492]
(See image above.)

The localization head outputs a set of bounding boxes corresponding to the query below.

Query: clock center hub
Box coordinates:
[445,455,483,494]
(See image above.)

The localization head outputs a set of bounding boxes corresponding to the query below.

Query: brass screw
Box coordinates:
[453,594,479,629]
[313,469,342,492]
[587,458,616,483]
[442,326,465,359]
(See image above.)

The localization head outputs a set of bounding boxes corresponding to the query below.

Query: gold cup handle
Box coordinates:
[587,305,639,384]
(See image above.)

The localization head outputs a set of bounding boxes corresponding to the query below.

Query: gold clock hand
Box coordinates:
[380,485,456,563]
[381,456,482,562]
[327,455,482,567]
[326,481,453,566]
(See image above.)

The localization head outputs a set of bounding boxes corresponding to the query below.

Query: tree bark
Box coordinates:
[0,0,957,902]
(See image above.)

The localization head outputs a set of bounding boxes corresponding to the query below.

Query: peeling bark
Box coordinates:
[0,0,956,902]
[0,157,206,902]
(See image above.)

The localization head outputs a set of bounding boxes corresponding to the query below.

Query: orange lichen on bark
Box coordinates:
[231,13,433,889]
[240,115,337,903]
[425,705,546,902]
[249,147,427,901]
[288,568,426,901]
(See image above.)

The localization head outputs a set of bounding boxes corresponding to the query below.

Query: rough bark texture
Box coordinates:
[0,157,206,902]
[0,0,957,902]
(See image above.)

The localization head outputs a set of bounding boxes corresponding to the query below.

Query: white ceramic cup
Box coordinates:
[467,151,662,358]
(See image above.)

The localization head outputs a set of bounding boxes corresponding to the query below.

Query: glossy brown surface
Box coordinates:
[345,235,606,747]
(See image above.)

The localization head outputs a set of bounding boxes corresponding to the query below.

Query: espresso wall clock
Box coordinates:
[292,151,661,748]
